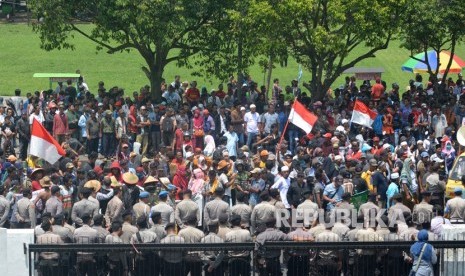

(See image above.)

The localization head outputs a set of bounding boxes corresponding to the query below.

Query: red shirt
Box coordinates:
[186,88,200,102]
[32,180,42,191]
[216,90,226,99]
[53,113,69,136]
[128,114,138,134]
[346,150,362,161]
[175,128,184,150]
[371,83,384,101]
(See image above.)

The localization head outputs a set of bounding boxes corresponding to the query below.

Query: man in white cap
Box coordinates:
[341,119,350,133]
[386,172,400,208]
[270,166,291,208]
[243,104,260,149]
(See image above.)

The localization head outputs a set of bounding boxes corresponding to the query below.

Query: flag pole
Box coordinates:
[278,100,297,148]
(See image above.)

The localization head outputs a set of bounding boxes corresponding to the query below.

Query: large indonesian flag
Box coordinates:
[289,100,318,133]
[30,118,66,164]
[351,100,378,128]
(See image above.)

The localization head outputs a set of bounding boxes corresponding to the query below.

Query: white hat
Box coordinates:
[198,104,204,109]
[400,141,408,146]
[267,153,276,161]
[341,119,349,124]
[334,155,342,161]
[383,143,391,149]
[250,104,256,109]
[284,101,290,106]
[240,106,246,111]
[281,166,289,172]
[417,140,423,144]
[250,168,262,174]
[185,152,194,158]
[336,126,345,132]
[433,157,444,163]
[391,172,399,180]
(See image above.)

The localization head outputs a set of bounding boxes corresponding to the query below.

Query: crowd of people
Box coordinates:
[0,72,464,275]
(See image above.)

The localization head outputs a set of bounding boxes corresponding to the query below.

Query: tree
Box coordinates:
[253,0,405,101]
[400,0,465,81]
[191,0,289,95]
[30,0,234,101]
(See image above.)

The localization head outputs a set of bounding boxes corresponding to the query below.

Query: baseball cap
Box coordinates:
[139,191,150,199]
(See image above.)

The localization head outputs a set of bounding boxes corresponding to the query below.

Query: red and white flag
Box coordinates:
[30,118,66,164]
[351,100,378,128]
[288,100,318,133]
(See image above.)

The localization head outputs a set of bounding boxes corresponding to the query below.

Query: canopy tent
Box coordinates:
[343,67,384,80]
[33,73,80,89]
[401,50,465,74]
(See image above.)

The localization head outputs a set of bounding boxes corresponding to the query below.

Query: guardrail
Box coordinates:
[28,240,465,276]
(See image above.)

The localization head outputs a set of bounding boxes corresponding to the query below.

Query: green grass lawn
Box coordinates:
[0,23,464,96]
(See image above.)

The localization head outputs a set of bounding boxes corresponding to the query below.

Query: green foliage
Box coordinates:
[3,24,465,97]
[252,0,406,99]
[22,0,465,101]
[29,0,235,99]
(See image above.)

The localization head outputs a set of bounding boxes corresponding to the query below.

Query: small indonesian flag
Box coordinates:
[289,100,318,134]
[351,100,378,128]
[30,118,66,164]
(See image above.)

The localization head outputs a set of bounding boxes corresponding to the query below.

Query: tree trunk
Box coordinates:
[149,68,164,102]
[309,79,326,102]
[442,36,457,82]
[266,55,274,99]
[140,47,167,103]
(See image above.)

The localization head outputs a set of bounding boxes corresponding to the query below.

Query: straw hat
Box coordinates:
[159,177,171,188]
[122,172,138,185]
[110,176,122,188]
[141,157,153,164]
[39,176,52,188]
[217,160,229,170]
[84,180,101,192]
[30,168,45,179]
[144,176,159,186]
[7,155,17,162]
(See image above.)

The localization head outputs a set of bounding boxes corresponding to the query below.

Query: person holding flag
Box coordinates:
[351,99,378,128]
[278,99,318,154]
[29,118,66,165]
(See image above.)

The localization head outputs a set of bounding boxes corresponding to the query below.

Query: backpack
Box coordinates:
[162,116,174,133]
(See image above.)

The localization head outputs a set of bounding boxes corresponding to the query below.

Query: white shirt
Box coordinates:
[219,173,231,197]
[431,216,450,239]
[271,175,291,208]
[262,112,278,133]
[244,111,260,133]
[29,112,45,125]
[220,115,227,133]
[78,114,88,137]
